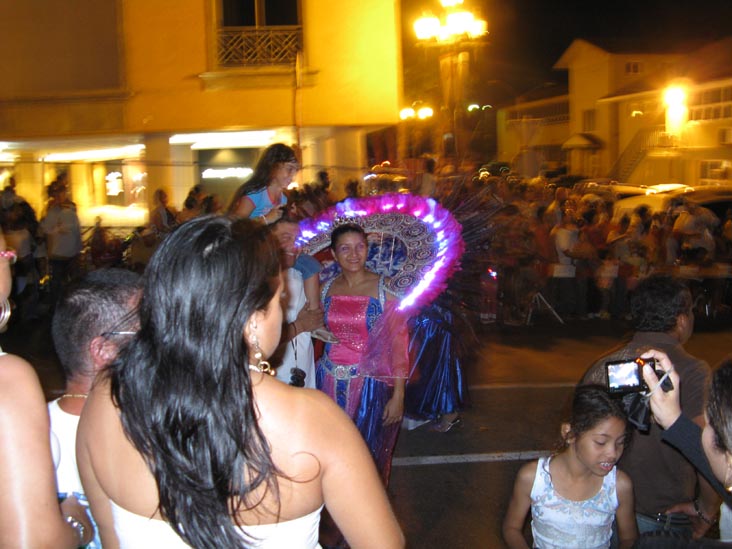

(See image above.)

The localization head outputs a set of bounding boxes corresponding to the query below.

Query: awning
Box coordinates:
[562,133,603,150]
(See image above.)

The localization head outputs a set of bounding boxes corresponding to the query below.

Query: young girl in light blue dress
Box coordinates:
[503,385,639,549]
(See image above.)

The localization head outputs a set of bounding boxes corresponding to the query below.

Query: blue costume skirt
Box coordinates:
[316,358,400,484]
[405,305,468,420]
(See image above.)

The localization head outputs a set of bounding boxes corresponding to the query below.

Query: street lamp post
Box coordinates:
[413,0,487,163]
[400,102,434,158]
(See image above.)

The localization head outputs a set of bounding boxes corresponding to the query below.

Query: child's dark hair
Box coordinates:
[562,385,630,445]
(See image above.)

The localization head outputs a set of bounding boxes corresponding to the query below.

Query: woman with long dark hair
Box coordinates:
[228,143,299,225]
[76,217,404,548]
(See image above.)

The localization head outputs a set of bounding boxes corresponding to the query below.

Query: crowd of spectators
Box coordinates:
[469,175,732,324]
[4,161,732,330]
[5,157,732,546]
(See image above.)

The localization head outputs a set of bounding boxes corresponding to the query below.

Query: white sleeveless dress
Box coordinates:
[110,501,323,548]
[530,456,617,549]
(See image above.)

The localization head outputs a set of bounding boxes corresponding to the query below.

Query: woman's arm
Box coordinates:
[231,195,255,218]
[382,378,405,425]
[615,470,639,549]
[0,232,11,299]
[0,355,93,548]
[303,273,321,311]
[641,350,722,536]
[502,461,535,549]
[316,395,404,548]
[660,414,732,508]
[381,294,408,424]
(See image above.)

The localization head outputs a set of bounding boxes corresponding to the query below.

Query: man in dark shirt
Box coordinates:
[580,275,719,538]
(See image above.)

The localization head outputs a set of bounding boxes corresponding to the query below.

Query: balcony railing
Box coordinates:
[217,27,302,67]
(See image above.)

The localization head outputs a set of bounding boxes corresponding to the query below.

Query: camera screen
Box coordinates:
[606,361,642,391]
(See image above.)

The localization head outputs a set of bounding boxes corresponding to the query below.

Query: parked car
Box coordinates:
[572,178,651,201]
[612,185,732,222]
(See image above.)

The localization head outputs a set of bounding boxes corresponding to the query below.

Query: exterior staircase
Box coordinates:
[607,124,667,182]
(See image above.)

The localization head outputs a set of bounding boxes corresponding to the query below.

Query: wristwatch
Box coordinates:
[65,515,86,546]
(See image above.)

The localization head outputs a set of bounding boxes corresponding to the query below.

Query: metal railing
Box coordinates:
[217,27,302,67]
[607,125,666,181]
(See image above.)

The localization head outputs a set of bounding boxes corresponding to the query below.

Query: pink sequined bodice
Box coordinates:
[323,295,381,366]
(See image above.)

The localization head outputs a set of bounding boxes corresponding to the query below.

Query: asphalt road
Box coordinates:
[2,311,731,548]
[391,314,732,548]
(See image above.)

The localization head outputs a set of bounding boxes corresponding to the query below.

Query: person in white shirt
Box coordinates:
[39,180,83,304]
[49,268,140,548]
[270,216,324,388]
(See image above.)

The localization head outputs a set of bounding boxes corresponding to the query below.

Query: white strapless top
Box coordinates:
[110,500,323,548]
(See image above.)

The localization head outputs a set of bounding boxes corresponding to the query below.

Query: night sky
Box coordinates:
[402,0,732,104]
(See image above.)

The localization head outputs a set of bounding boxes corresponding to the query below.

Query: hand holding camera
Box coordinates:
[605,357,673,395]
[640,350,682,430]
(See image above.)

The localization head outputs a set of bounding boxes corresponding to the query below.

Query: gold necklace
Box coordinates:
[60,393,88,399]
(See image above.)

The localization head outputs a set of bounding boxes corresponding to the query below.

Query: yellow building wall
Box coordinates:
[607,54,681,96]
[0,0,122,98]
[0,0,402,224]
[568,49,610,174]
[0,0,401,138]
[122,0,401,133]
[300,0,402,127]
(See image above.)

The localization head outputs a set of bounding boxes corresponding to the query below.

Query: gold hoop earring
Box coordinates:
[248,335,274,376]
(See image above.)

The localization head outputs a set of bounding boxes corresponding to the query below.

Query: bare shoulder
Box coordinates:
[616,469,634,493]
[255,379,358,452]
[80,376,114,424]
[0,355,47,439]
[77,376,126,454]
[517,460,539,484]
[0,354,43,400]
[257,379,347,426]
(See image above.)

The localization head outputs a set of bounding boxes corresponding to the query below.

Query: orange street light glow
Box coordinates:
[400,107,416,120]
[417,106,434,119]
[664,85,688,136]
[664,86,686,108]
[414,2,487,41]
[414,14,441,40]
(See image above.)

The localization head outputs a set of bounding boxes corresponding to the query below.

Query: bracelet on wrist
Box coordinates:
[693,498,716,525]
[65,515,86,546]
[0,250,17,264]
[260,214,268,225]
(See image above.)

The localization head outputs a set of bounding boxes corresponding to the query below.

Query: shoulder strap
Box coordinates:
[321,276,336,302]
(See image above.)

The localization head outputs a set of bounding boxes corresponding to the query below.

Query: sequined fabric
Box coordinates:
[316,282,400,483]
[322,295,378,368]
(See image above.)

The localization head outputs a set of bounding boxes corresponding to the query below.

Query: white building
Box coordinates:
[497,37,732,186]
